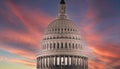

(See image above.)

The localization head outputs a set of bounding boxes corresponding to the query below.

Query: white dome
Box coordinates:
[42,18,83,56]
[48,19,77,29]
[37,0,88,69]
[46,19,79,34]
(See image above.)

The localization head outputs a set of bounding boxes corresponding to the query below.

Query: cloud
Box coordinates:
[9,58,36,67]
[87,0,117,19]
[88,60,107,69]
[0,0,119,69]
[0,45,35,60]
[79,1,120,69]
[0,56,8,62]
[88,45,119,69]
[0,0,54,58]
[6,0,53,33]
[90,44,120,59]
[0,55,35,67]
[0,30,42,49]
[0,0,54,67]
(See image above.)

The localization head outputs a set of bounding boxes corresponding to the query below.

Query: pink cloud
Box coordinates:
[0,1,54,67]
[0,45,35,60]
[79,4,120,69]
[6,0,53,34]
[89,60,105,69]
[9,58,36,67]
[0,30,43,49]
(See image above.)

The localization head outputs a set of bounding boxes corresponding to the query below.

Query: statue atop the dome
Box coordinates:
[60,0,65,4]
[59,0,67,19]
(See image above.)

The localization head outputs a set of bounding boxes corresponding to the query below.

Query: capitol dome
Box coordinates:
[37,0,88,69]
[42,17,83,56]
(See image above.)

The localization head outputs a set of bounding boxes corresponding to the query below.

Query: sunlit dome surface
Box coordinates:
[46,19,79,34]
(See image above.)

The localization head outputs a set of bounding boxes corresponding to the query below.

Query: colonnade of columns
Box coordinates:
[37,55,88,69]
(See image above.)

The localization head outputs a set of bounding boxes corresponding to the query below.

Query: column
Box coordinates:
[40,57,42,68]
[80,57,82,69]
[78,57,80,67]
[41,57,43,68]
[76,57,79,67]
[47,57,49,67]
[82,57,84,69]
[37,57,39,68]
[75,57,77,66]
[69,56,71,66]
[44,57,46,68]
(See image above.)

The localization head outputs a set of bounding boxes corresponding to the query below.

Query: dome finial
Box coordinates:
[60,0,65,4]
[58,0,67,19]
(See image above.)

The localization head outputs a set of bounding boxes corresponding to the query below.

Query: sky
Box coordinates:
[0,0,120,69]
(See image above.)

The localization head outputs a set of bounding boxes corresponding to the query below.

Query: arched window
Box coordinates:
[57,43,59,49]
[65,28,66,31]
[65,43,67,48]
[53,43,55,49]
[69,43,71,48]
[68,28,69,31]
[73,43,74,49]
[76,44,78,49]
[58,28,60,31]
[50,43,52,49]
[55,29,57,31]
[61,28,63,31]
[61,42,63,48]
